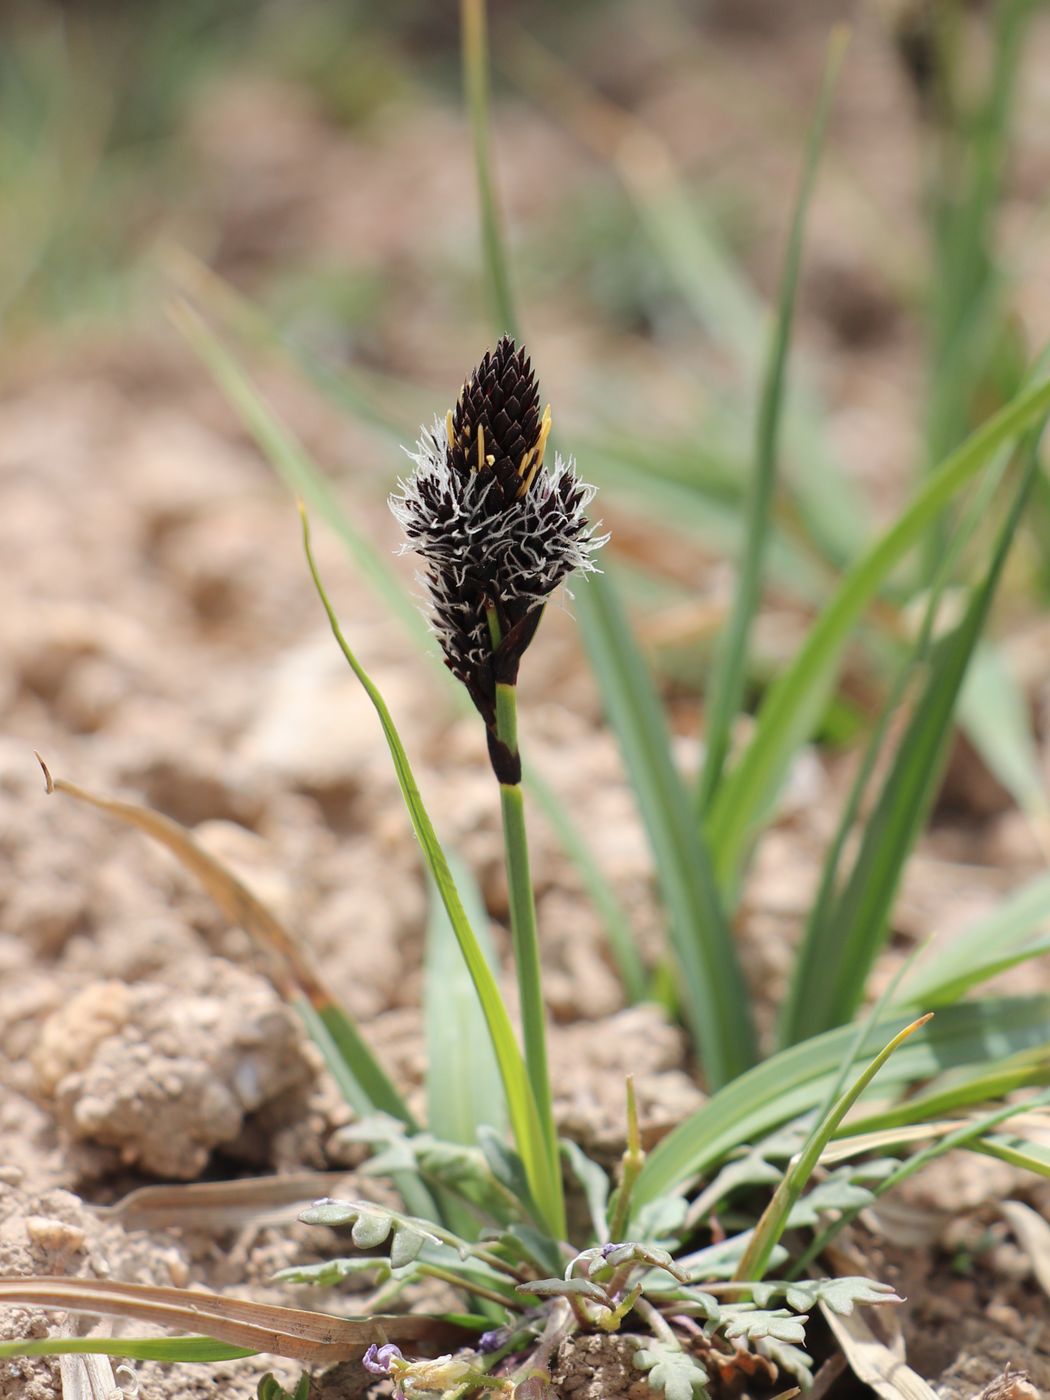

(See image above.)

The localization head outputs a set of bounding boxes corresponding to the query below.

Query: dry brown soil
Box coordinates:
[3,4,1050,1397]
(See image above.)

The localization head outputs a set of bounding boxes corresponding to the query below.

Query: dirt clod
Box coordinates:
[34,963,315,1178]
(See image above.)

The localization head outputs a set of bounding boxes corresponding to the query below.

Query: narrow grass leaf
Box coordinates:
[575,571,756,1089]
[170,298,433,657]
[784,443,1040,1040]
[903,866,1050,1005]
[958,641,1050,824]
[633,995,1050,1204]
[99,1173,355,1231]
[507,25,866,568]
[36,759,412,1128]
[779,453,1006,1048]
[789,1089,1050,1278]
[582,438,829,605]
[707,370,1050,894]
[300,509,564,1239]
[732,1016,932,1283]
[0,1337,256,1362]
[462,0,519,339]
[975,1132,1050,1178]
[425,856,505,1144]
[697,29,845,812]
[0,1278,458,1364]
[846,1056,1050,1135]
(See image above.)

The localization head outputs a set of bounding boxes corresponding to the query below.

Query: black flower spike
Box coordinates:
[391,337,606,776]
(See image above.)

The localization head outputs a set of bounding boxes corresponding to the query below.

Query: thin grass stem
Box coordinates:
[494,679,561,1203]
[731,1014,932,1285]
[786,1087,1050,1280]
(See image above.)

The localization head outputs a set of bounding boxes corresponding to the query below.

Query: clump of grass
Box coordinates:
[5,4,1050,1398]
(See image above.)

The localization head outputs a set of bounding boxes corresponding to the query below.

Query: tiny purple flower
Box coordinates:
[363,1343,404,1377]
[478,1326,509,1354]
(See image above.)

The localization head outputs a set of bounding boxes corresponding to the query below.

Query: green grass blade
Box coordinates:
[779,453,1006,1048]
[974,1131,1050,1177]
[845,1056,1050,1135]
[507,30,867,569]
[0,1337,257,1362]
[582,438,830,606]
[923,0,1032,528]
[294,996,416,1130]
[697,29,845,812]
[425,857,506,1145]
[170,298,434,658]
[462,0,519,339]
[958,641,1050,823]
[492,678,559,1182]
[903,869,1050,1006]
[732,1014,932,1283]
[707,370,1050,894]
[788,1088,1050,1279]
[300,509,564,1239]
[632,995,1050,1205]
[783,444,1040,1041]
[574,572,756,1089]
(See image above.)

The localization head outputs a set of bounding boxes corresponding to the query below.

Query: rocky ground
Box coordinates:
[2,3,1050,1397]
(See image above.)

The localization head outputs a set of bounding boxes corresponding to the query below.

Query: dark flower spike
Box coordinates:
[391,336,606,777]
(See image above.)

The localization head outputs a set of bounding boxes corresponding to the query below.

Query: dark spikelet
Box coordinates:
[449,335,543,506]
[391,340,607,766]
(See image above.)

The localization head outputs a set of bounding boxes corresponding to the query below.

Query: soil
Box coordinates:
[3,4,1050,1399]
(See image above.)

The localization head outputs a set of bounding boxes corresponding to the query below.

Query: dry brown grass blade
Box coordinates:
[36,757,326,1007]
[98,1173,356,1230]
[59,1333,121,1400]
[0,1278,462,1365]
[821,1305,937,1400]
[1000,1200,1050,1299]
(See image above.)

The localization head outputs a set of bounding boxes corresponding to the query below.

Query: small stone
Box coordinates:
[24,1217,87,1253]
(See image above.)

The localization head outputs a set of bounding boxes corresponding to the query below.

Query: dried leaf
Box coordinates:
[0,1277,460,1364]
[822,1304,937,1400]
[1000,1199,1050,1298]
[99,1174,355,1231]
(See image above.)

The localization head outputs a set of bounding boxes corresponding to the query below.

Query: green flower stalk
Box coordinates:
[391,336,605,1177]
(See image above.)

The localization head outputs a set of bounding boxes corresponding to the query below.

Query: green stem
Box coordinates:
[633,1296,677,1348]
[495,680,560,1193]
[608,1076,644,1242]
[416,1264,524,1311]
[731,1013,931,1285]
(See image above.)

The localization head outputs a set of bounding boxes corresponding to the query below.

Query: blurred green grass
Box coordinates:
[5,0,1049,815]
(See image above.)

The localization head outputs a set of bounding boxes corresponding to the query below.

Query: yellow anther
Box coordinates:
[445,408,454,450]
[517,404,553,496]
[477,423,486,472]
[535,404,553,470]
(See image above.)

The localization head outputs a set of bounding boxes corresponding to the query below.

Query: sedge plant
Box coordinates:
[5,5,1050,1398]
